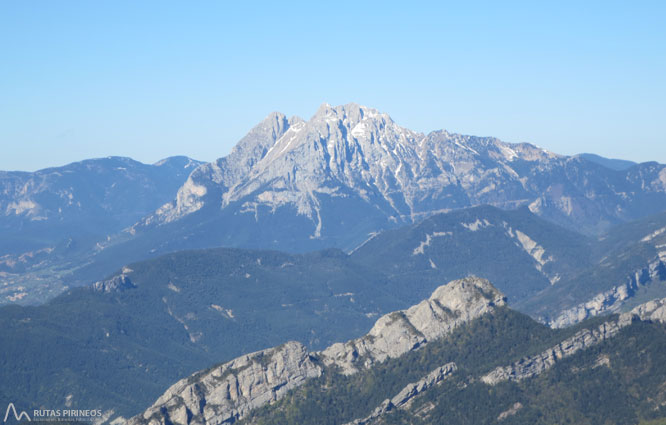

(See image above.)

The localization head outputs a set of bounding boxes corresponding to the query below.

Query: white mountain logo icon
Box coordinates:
[3,403,31,422]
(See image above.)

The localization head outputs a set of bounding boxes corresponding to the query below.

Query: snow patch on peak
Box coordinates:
[314,103,388,126]
[210,304,234,319]
[263,120,307,159]
[351,122,368,138]
[497,143,518,161]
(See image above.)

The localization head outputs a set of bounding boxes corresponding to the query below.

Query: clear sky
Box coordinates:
[1,1,665,171]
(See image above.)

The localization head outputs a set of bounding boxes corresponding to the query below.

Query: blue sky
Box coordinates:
[1,1,665,171]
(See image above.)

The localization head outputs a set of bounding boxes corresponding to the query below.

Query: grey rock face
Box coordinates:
[128,341,321,425]
[318,276,506,375]
[140,114,291,227]
[482,295,666,385]
[345,362,457,425]
[497,402,524,421]
[91,274,135,293]
[549,255,666,328]
[137,103,666,250]
[129,277,505,425]
[626,297,666,323]
[481,320,625,385]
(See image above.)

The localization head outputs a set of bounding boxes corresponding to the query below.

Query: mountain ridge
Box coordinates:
[129,278,666,425]
[127,277,505,425]
[132,103,666,256]
[5,103,666,306]
[0,155,202,303]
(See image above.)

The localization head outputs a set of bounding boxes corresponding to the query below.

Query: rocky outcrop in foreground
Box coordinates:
[345,362,457,425]
[483,297,666,385]
[129,341,320,425]
[481,319,626,385]
[129,277,504,425]
[549,255,666,328]
[318,276,506,374]
[128,278,666,425]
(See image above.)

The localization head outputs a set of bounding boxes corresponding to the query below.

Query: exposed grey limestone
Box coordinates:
[481,320,625,385]
[550,256,666,328]
[497,402,523,421]
[345,362,457,425]
[92,274,136,293]
[626,297,666,323]
[318,276,506,375]
[129,277,504,425]
[483,296,666,385]
[137,103,666,244]
[138,112,292,227]
[391,363,457,409]
[128,341,321,425]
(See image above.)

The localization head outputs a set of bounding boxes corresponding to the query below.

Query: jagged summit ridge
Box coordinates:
[318,276,506,374]
[137,102,620,242]
[131,103,666,252]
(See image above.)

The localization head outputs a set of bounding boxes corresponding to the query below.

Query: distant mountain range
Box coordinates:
[2,103,666,424]
[2,205,666,420]
[0,156,201,303]
[577,153,637,171]
[4,103,666,305]
[133,103,666,250]
[0,155,201,256]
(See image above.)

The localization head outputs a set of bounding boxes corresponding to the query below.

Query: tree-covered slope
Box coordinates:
[0,248,401,418]
[240,312,666,425]
[351,205,592,303]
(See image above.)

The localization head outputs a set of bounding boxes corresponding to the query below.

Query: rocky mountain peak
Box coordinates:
[318,276,506,374]
[152,156,202,170]
[225,111,290,165]
[134,103,666,248]
[312,102,390,126]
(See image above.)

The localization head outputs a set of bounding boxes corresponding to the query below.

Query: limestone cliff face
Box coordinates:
[91,274,136,293]
[127,280,666,425]
[128,341,320,425]
[628,296,666,323]
[128,277,505,425]
[345,362,457,425]
[549,255,666,328]
[343,295,666,424]
[318,276,506,374]
[481,320,626,385]
[135,103,666,249]
[482,296,666,385]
